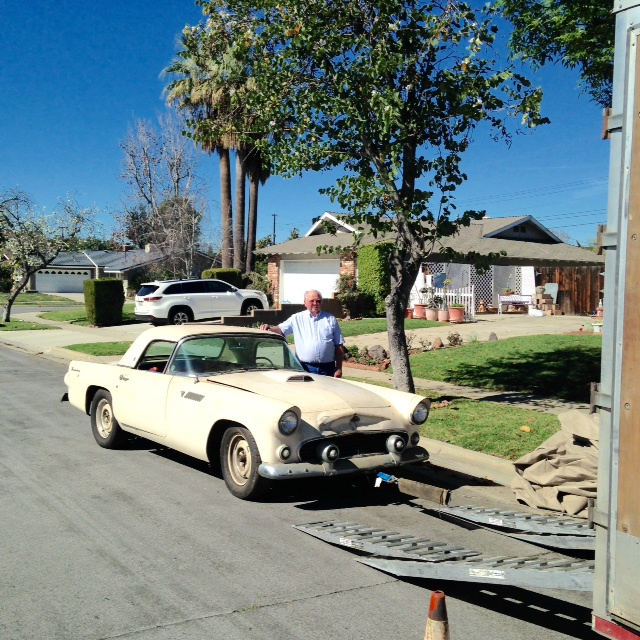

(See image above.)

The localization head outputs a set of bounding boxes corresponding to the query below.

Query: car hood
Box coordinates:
[207,370,390,411]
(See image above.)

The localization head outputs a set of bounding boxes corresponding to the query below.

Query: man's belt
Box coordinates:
[299,360,334,366]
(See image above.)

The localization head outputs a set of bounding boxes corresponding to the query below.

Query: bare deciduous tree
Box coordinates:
[0,189,94,322]
[118,113,208,277]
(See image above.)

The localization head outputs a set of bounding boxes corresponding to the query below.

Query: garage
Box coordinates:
[36,269,91,293]
[280,260,340,304]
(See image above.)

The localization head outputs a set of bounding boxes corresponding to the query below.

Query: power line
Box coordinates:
[455,177,608,206]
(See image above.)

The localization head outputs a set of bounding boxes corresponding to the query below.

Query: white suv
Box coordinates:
[135,279,269,325]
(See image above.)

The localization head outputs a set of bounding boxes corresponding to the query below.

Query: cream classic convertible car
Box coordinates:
[63,325,430,500]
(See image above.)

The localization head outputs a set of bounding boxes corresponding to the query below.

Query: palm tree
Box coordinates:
[244,145,270,272]
[164,30,235,268]
[164,19,271,274]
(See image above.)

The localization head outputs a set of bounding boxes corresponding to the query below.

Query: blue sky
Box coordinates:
[1,1,608,248]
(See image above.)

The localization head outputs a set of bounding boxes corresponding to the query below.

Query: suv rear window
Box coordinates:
[137,285,159,297]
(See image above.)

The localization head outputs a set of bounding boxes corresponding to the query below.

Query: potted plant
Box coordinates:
[414,286,435,318]
[425,294,441,321]
[438,279,451,322]
[449,303,465,323]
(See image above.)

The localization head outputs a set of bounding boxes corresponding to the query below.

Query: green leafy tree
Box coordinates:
[199,0,546,391]
[496,0,614,107]
[0,190,94,321]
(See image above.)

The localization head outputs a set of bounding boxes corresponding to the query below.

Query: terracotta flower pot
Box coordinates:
[448,306,465,323]
[413,304,427,318]
[438,309,449,322]
[425,308,438,321]
[405,308,414,319]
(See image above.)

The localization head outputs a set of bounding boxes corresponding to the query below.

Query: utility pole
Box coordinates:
[272,213,277,245]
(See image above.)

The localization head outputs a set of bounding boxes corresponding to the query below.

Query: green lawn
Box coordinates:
[338,317,443,337]
[0,292,79,306]
[421,397,560,460]
[406,334,601,403]
[64,341,133,356]
[40,303,137,325]
[0,320,59,331]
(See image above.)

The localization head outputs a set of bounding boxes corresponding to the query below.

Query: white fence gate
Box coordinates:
[436,285,476,321]
[410,285,476,321]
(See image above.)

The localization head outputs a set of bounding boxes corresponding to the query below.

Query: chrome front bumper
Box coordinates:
[258,446,429,480]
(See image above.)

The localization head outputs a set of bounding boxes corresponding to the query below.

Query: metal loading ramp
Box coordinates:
[432,505,595,551]
[294,520,594,592]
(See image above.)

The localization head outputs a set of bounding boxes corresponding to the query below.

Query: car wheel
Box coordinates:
[169,307,193,325]
[241,300,263,316]
[90,390,126,449]
[220,426,268,500]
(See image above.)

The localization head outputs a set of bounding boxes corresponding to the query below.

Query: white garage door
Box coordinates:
[281,260,340,304]
[36,270,92,293]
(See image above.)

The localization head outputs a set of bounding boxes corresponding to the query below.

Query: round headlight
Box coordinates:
[411,400,430,425]
[278,410,299,436]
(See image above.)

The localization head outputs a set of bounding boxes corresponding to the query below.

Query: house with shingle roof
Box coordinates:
[32,247,218,294]
[256,212,604,314]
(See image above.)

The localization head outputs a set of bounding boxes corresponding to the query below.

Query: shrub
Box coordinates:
[243,271,273,306]
[357,243,393,316]
[202,268,243,288]
[84,278,125,326]
[447,331,463,347]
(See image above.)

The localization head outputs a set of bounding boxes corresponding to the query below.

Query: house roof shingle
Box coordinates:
[257,216,604,267]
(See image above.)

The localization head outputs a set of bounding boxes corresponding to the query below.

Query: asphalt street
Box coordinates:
[0,345,601,640]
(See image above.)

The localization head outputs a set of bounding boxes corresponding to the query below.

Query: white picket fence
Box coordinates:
[411,285,476,321]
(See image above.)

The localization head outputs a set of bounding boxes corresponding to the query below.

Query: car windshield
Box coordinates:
[168,334,306,376]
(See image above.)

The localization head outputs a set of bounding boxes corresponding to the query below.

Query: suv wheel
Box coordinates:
[241,299,263,316]
[169,307,193,325]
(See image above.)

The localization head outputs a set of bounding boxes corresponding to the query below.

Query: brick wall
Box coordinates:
[267,256,280,306]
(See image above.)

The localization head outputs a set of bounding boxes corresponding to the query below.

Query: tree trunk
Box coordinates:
[219,148,233,268]
[245,174,259,272]
[234,151,246,272]
[2,273,32,323]
[386,248,420,393]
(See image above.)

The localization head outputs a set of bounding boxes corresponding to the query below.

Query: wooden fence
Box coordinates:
[537,266,603,315]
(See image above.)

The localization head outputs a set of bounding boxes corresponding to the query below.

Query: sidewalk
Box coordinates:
[1,307,589,492]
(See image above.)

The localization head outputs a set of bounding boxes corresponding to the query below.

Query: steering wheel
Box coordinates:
[255,356,275,367]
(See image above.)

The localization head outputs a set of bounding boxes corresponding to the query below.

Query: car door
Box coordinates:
[181,280,213,320]
[111,340,176,437]
[207,280,241,316]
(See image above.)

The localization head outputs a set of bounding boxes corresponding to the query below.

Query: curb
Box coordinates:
[420,437,515,487]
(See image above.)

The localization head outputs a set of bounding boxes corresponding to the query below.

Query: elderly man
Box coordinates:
[260,289,345,377]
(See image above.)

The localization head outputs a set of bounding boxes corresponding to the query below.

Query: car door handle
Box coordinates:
[119,374,129,381]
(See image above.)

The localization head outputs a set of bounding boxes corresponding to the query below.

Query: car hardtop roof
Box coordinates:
[119,324,281,367]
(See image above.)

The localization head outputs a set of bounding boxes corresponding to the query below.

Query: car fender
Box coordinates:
[162,379,300,464]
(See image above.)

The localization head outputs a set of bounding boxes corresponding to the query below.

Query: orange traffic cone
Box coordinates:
[424,590,450,640]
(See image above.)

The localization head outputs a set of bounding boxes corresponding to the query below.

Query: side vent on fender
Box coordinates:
[286,375,314,382]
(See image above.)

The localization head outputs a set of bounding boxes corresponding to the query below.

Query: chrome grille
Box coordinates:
[299,432,407,462]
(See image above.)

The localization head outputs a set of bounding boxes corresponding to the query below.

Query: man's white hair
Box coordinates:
[304,289,323,302]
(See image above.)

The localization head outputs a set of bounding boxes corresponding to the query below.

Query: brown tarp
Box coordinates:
[511,410,599,518]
